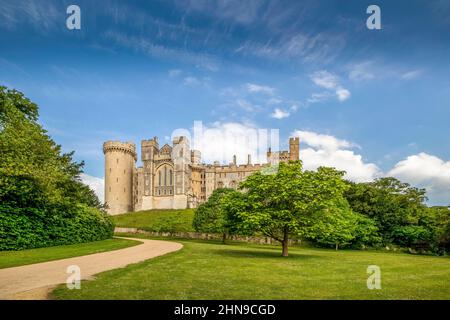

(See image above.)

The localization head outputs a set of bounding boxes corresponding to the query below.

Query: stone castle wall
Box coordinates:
[104,136,300,215]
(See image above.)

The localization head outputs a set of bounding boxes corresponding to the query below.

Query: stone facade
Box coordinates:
[103,136,299,215]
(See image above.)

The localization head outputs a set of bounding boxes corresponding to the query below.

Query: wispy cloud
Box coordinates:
[400,69,423,80]
[235,32,346,64]
[310,70,351,102]
[246,83,275,95]
[0,1,60,32]
[271,108,290,119]
[347,60,424,82]
[104,30,220,71]
[177,0,266,25]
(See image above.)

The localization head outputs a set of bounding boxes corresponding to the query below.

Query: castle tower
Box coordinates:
[103,141,137,215]
[172,136,192,208]
[289,137,300,161]
[141,137,159,197]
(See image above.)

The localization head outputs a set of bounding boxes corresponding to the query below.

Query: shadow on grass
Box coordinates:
[211,248,321,260]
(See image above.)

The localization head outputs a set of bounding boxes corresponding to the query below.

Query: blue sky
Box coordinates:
[1,0,449,205]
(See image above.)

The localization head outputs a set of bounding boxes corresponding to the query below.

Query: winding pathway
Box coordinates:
[0,237,183,299]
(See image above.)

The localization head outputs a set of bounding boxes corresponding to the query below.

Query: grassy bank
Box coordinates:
[52,234,450,300]
[112,209,195,232]
[0,238,140,269]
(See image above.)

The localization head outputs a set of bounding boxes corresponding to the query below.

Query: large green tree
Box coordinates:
[193,188,240,243]
[345,177,432,246]
[0,86,113,250]
[233,161,351,256]
[305,199,380,250]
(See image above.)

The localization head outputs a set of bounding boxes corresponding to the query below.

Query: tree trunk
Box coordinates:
[222,233,227,244]
[335,243,339,251]
[281,228,289,257]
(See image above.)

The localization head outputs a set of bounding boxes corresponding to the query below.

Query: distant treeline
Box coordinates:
[193,163,450,256]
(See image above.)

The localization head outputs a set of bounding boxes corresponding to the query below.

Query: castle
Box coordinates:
[103,136,299,215]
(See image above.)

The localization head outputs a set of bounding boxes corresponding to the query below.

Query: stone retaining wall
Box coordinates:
[114,227,301,245]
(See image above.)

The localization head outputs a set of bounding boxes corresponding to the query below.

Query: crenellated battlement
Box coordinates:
[103,141,137,161]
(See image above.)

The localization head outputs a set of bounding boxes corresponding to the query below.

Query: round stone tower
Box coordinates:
[103,141,137,215]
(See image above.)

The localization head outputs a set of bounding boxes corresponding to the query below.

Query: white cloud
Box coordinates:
[336,88,351,101]
[246,83,275,95]
[271,108,290,119]
[295,131,357,150]
[309,70,351,102]
[80,173,105,203]
[292,130,380,182]
[291,131,450,204]
[388,153,450,205]
[310,70,339,89]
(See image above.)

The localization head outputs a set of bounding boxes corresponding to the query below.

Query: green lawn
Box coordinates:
[113,209,195,232]
[0,238,139,269]
[52,234,450,300]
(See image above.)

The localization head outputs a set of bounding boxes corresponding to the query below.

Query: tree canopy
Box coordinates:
[0,86,113,250]
[226,161,353,256]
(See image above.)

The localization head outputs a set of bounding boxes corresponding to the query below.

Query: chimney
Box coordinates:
[247,154,251,165]
[233,155,237,165]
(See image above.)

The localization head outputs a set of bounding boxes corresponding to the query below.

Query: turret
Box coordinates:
[103,141,137,215]
[191,150,201,165]
[289,137,300,161]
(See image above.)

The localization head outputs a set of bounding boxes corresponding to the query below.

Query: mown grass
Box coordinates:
[0,238,140,269]
[112,209,195,232]
[52,234,450,300]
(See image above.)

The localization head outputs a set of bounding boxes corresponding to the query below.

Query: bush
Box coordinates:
[0,204,114,251]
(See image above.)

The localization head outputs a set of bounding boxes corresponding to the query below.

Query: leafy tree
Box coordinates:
[305,199,356,250]
[352,214,382,248]
[391,225,433,248]
[305,199,381,250]
[345,177,429,245]
[193,188,242,242]
[428,206,450,252]
[236,161,350,256]
[0,85,113,250]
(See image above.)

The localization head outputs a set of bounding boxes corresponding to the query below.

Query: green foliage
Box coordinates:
[235,161,352,256]
[192,188,244,240]
[0,86,113,250]
[392,225,433,248]
[344,177,448,252]
[352,214,382,248]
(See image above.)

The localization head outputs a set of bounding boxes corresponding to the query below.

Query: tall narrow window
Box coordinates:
[169,170,172,185]
[159,171,161,186]
[164,166,167,186]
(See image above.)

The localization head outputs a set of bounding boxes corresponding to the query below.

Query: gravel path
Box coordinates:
[0,237,183,299]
